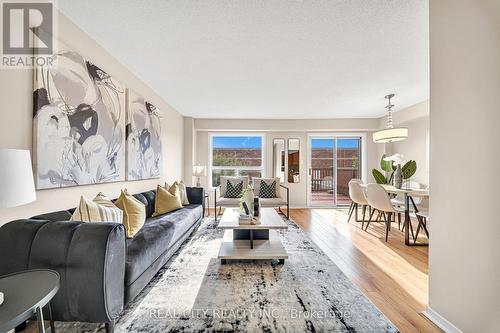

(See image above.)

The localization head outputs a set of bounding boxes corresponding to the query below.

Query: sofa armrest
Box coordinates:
[186,186,204,205]
[0,219,126,324]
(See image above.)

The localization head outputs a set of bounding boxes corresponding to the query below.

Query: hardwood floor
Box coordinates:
[25,207,441,333]
[289,208,441,333]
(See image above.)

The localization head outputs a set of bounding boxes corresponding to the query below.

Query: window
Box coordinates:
[210,134,264,187]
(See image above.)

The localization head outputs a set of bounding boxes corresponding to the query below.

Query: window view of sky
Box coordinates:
[213,136,262,149]
[212,136,359,149]
[312,138,360,149]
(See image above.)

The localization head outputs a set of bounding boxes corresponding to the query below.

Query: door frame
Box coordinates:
[307,133,367,208]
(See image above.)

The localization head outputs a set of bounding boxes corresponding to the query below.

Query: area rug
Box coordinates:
[57,217,399,333]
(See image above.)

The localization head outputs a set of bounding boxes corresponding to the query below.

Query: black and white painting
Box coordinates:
[126,91,162,180]
[33,41,126,189]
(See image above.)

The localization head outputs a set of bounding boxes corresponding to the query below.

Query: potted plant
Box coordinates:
[372,154,417,189]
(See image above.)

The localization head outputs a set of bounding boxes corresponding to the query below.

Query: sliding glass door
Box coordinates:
[308,136,362,207]
[335,138,361,205]
[309,138,335,207]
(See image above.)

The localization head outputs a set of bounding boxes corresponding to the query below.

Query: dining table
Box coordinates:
[361,184,430,246]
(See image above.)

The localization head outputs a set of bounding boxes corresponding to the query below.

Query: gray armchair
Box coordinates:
[214,176,249,221]
[253,177,289,219]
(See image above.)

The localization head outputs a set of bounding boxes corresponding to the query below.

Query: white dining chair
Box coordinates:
[414,197,429,241]
[365,183,405,242]
[391,181,423,208]
[347,179,370,228]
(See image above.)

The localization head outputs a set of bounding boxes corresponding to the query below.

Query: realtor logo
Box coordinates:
[1,0,56,68]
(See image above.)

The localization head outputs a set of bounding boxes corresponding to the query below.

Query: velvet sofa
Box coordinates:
[0,187,204,333]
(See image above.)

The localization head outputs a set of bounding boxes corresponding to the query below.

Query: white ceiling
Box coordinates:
[58,0,429,119]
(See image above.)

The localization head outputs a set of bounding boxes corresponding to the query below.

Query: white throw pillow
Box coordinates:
[71,194,123,223]
[177,181,190,206]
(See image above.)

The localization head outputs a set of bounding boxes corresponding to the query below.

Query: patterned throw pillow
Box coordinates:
[259,180,277,198]
[225,180,243,198]
[71,194,123,223]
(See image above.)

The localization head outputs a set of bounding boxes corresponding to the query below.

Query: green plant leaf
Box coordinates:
[402,160,417,179]
[372,169,387,184]
[380,154,393,172]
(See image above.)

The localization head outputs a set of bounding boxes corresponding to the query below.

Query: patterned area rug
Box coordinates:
[57,217,399,333]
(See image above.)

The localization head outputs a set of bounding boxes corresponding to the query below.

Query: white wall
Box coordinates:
[429,1,500,332]
[0,12,185,225]
[384,101,430,186]
[193,119,381,207]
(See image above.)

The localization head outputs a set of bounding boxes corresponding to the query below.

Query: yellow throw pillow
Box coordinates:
[115,190,146,238]
[153,184,182,216]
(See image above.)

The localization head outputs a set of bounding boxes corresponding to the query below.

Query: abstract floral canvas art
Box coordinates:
[33,41,126,189]
[126,91,162,180]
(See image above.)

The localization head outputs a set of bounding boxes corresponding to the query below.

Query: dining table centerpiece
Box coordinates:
[372,153,417,189]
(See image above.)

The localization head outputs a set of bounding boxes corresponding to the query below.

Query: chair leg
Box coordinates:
[214,197,218,222]
[414,215,422,242]
[408,217,415,240]
[398,213,402,230]
[347,203,356,223]
[355,203,359,221]
[365,208,376,231]
[361,205,367,229]
[415,216,429,241]
[105,321,115,333]
[385,212,391,242]
[422,217,429,238]
[347,202,354,223]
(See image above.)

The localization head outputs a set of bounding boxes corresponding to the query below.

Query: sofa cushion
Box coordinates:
[30,210,72,222]
[216,197,240,207]
[132,193,148,208]
[125,204,202,287]
[259,198,287,207]
[140,191,156,218]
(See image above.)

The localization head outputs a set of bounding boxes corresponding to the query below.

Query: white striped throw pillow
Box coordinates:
[71,193,123,223]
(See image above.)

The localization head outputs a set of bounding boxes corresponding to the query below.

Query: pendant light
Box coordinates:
[372,94,408,143]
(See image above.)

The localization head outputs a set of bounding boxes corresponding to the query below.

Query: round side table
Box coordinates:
[0,269,60,333]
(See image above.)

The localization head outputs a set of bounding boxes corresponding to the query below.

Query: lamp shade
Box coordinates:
[373,127,409,143]
[0,149,36,208]
[192,165,207,177]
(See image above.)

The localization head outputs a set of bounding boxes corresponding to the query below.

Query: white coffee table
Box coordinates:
[217,208,289,264]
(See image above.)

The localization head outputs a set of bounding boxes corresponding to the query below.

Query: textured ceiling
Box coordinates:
[58,0,429,119]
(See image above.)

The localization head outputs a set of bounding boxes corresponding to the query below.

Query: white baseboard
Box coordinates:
[423,307,463,333]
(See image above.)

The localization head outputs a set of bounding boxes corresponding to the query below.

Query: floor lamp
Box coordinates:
[0,149,37,305]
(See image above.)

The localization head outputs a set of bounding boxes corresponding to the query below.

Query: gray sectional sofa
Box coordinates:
[0,187,204,332]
